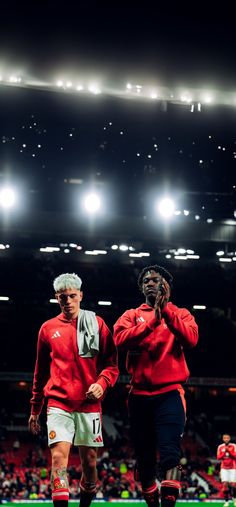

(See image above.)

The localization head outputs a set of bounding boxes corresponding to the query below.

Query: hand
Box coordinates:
[86,383,104,400]
[154,278,170,320]
[28,414,41,435]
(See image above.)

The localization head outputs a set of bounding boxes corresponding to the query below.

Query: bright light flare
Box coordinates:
[83,193,101,213]
[180,94,192,103]
[0,187,16,208]
[150,92,158,99]
[203,95,213,104]
[88,84,101,95]
[157,198,175,218]
[9,75,21,83]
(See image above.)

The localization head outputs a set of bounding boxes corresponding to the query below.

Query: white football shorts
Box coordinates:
[47,407,103,447]
[220,469,236,483]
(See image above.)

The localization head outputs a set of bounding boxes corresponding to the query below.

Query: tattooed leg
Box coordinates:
[51,467,69,507]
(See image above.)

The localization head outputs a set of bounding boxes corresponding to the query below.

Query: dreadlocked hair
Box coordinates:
[138,265,173,290]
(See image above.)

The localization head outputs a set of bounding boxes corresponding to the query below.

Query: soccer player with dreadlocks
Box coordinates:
[114,265,198,507]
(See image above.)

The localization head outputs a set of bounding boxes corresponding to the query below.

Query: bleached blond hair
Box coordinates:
[53,273,82,292]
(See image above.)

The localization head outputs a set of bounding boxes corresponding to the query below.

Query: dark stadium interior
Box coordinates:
[1,2,236,502]
[1,88,236,376]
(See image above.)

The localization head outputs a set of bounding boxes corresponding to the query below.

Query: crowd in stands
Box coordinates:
[0,410,226,503]
[1,387,236,503]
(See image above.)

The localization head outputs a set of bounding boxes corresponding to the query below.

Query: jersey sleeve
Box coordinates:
[113,309,159,350]
[217,445,225,460]
[162,305,198,348]
[30,325,51,415]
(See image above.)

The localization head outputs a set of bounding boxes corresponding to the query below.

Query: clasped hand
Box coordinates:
[154,278,170,321]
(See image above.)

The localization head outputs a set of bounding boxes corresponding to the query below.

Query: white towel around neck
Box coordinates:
[77,309,99,358]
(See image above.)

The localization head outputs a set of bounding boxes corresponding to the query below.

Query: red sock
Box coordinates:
[142,482,159,507]
[161,480,180,507]
[79,479,97,507]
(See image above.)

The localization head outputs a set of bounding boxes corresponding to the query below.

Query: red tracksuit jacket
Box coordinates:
[31,313,119,415]
[217,443,236,469]
[113,302,198,395]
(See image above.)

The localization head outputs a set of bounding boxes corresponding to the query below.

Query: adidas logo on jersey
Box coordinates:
[51,330,61,339]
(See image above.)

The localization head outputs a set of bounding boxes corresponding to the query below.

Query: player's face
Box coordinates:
[142,270,166,298]
[56,288,83,319]
[223,434,231,444]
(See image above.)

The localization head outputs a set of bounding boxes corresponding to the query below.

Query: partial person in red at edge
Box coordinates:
[217,434,236,507]
[113,265,198,507]
[28,273,119,507]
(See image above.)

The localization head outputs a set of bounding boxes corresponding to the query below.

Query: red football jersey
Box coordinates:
[217,443,236,469]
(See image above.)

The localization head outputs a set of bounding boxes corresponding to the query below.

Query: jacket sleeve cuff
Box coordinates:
[97,376,109,393]
[31,400,44,415]
[31,406,41,416]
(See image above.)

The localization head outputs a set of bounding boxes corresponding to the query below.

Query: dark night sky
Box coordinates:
[0,1,236,88]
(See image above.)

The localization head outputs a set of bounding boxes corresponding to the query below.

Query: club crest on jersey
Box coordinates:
[49,430,56,439]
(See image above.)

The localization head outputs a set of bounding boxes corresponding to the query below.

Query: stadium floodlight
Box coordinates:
[0,187,16,208]
[180,94,192,103]
[150,89,158,99]
[9,75,18,83]
[129,252,150,258]
[83,193,101,213]
[40,247,60,252]
[88,84,101,95]
[203,95,212,104]
[157,197,175,218]
[119,244,129,251]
